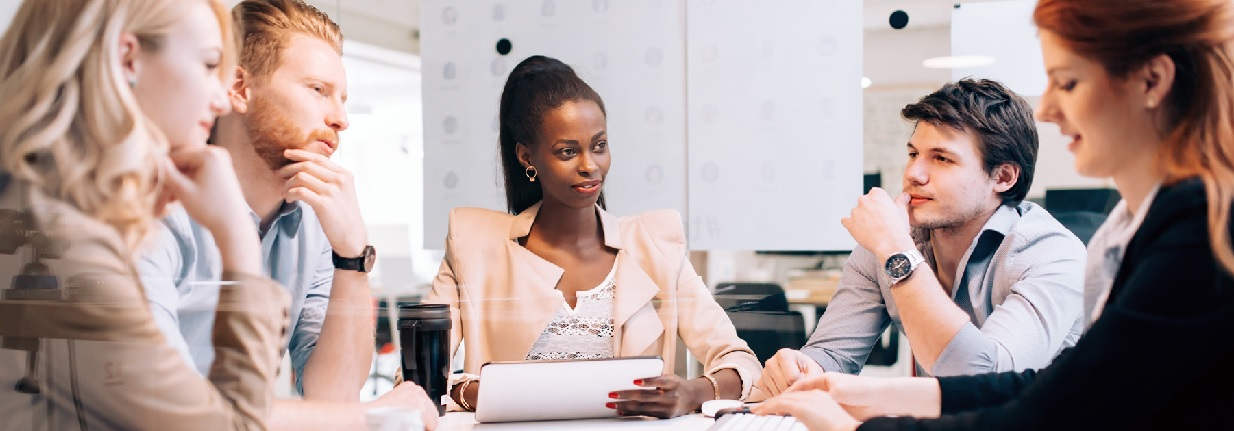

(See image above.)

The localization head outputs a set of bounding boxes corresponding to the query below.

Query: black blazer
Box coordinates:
[861,178,1234,430]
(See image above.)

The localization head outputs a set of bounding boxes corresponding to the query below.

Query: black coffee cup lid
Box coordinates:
[398,303,450,320]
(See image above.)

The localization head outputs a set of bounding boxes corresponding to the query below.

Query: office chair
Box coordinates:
[1044,188,1120,245]
[714,282,789,312]
[724,310,807,363]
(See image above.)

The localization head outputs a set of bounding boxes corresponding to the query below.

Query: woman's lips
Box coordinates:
[573,181,602,195]
[1067,134,1083,152]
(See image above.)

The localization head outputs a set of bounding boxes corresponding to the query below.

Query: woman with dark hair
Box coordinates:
[426,55,761,419]
[752,0,1234,430]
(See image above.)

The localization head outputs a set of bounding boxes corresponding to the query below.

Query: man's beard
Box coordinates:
[243,96,339,171]
[911,199,990,232]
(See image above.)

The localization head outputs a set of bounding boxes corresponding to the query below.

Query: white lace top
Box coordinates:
[525,262,617,361]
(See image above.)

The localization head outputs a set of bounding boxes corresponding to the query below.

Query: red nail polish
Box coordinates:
[633,379,643,385]
[605,402,616,409]
[608,392,618,398]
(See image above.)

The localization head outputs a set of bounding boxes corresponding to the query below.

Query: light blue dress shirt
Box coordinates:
[139,202,333,392]
[801,201,1087,376]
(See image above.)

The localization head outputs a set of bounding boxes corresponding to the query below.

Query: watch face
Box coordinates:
[885,254,911,279]
[363,246,377,272]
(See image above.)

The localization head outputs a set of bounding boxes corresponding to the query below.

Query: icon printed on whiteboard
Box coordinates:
[645,106,664,125]
[761,100,776,121]
[592,0,608,13]
[444,171,459,189]
[644,47,663,67]
[443,62,456,80]
[645,165,664,185]
[761,161,776,183]
[702,104,719,124]
[443,116,458,135]
[492,3,506,21]
[542,0,556,17]
[818,36,837,56]
[702,162,719,183]
[701,44,719,64]
[442,6,458,25]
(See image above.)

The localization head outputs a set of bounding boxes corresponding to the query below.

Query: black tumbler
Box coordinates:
[397,303,451,416]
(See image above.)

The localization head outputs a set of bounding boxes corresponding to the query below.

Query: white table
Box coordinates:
[439,412,716,430]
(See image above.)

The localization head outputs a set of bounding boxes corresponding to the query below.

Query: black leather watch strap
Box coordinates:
[332,245,375,272]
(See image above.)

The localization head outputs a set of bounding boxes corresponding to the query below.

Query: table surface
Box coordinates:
[439,412,716,431]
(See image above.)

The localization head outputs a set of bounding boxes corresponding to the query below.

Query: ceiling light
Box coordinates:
[861,76,872,89]
[922,55,996,69]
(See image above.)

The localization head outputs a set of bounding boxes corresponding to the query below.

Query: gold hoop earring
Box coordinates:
[525,165,538,182]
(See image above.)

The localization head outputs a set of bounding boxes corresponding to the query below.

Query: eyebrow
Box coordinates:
[591,131,606,143]
[907,142,960,157]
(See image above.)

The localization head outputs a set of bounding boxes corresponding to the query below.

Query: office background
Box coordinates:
[0,0,1117,397]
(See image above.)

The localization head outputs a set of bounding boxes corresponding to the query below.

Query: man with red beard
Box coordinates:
[138,1,438,429]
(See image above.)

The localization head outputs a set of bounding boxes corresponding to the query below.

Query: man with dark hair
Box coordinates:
[755,79,1086,398]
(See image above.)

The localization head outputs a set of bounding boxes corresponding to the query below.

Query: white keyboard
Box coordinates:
[709,413,807,431]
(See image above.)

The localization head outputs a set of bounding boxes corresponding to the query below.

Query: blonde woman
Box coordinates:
[0,0,289,429]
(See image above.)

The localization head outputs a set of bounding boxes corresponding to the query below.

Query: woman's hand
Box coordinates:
[787,373,941,420]
[161,147,259,275]
[609,375,709,419]
[752,390,860,431]
[450,379,479,412]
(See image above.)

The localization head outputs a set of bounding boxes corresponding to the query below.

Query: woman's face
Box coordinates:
[1035,30,1161,179]
[128,1,229,151]
[518,99,610,210]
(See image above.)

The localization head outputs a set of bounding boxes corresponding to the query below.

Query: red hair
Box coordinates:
[1035,0,1234,274]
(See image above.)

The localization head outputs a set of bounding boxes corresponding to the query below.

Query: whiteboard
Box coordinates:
[685,0,862,250]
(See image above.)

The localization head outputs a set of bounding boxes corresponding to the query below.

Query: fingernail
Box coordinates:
[605,402,616,409]
[633,379,643,385]
[608,392,618,399]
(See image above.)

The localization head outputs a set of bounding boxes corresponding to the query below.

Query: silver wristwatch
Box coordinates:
[884,248,926,285]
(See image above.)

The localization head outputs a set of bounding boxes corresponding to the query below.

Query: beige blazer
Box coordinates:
[426,202,761,399]
[0,177,289,430]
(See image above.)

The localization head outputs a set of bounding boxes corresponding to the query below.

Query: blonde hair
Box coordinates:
[0,0,235,251]
[233,0,342,80]
[1035,0,1234,275]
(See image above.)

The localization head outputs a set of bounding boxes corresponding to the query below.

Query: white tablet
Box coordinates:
[474,356,665,423]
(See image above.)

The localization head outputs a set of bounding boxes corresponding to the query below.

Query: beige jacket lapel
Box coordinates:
[598,208,665,357]
[496,202,566,360]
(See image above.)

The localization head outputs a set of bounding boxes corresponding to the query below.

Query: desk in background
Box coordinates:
[439,412,715,431]
[785,270,840,334]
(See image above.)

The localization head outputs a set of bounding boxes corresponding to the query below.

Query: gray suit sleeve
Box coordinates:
[800,246,893,374]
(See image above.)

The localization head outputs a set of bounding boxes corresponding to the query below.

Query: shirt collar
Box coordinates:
[508,201,624,250]
[249,200,304,237]
[915,203,1023,247]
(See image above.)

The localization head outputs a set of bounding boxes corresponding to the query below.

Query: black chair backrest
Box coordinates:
[725,311,807,363]
[1052,211,1108,245]
[714,282,789,312]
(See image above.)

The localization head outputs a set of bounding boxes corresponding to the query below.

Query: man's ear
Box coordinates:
[991,163,1020,194]
[228,66,253,114]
